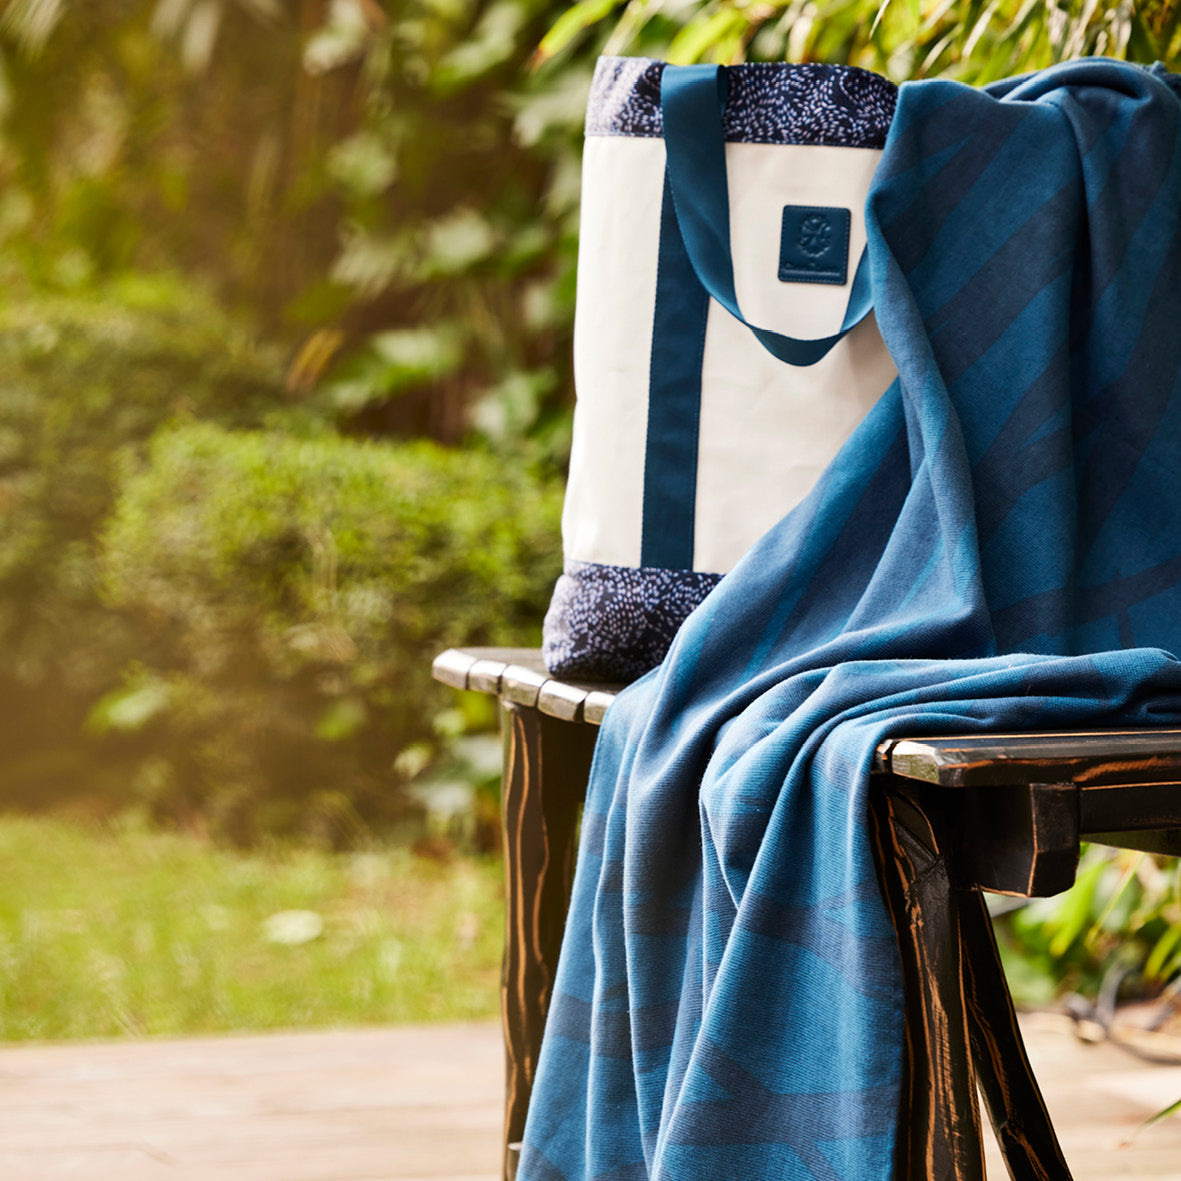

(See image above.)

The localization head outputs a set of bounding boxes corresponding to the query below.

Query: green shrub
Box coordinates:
[0,276,288,804]
[99,422,562,842]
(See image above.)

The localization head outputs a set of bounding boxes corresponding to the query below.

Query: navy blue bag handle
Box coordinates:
[660,64,874,368]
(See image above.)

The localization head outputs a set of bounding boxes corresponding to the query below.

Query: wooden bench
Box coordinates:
[433,646,1181,1181]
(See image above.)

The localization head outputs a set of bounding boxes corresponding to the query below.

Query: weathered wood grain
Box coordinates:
[883,732,1181,788]
[498,704,596,1181]
[868,783,988,1181]
[872,778,1077,1179]
[959,891,1073,1180]
[938,781,1081,897]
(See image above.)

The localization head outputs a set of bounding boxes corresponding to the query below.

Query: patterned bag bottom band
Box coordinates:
[587,56,897,148]
[543,560,723,683]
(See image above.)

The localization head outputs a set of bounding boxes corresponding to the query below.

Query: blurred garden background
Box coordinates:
[0,0,1177,1043]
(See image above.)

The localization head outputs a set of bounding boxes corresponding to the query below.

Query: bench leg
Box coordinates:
[872,779,1075,1181]
[960,891,1073,1180]
[870,783,987,1181]
[499,703,597,1181]
[494,723,1072,1181]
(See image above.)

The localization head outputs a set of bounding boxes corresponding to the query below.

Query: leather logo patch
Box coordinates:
[779,205,851,286]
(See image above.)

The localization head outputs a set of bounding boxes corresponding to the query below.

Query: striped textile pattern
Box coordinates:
[518,60,1181,1181]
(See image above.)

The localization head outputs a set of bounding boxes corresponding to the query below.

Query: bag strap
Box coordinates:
[660,63,874,368]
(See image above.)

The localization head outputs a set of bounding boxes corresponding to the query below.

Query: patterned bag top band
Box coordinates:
[587,56,897,148]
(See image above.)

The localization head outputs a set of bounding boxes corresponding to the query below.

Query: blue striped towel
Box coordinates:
[519,59,1181,1181]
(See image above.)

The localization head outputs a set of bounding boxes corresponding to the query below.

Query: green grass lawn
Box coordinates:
[0,814,504,1041]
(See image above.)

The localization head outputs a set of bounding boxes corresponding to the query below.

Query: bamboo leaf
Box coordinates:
[963,0,1004,60]
[180,0,222,73]
[973,46,1019,85]
[233,0,282,21]
[0,0,65,56]
[997,0,1044,47]
[668,9,745,63]
[152,0,193,40]
[920,0,960,37]
[1168,943,1181,975]
[713,22,749,64]
[917,26,957,74]
[1062,0,1103,59]
[1128,11,1161,61]
[956,0,988,48]
[1045,856,1105,959]
[602,0,663,58]
[1157,0,1181,53]
[1144,923,1181,981]
[906,0,922,38]
[1085,853,1145,952]
[535,0,622,63]
[1107,0,1134,59]
[870,0,894,38]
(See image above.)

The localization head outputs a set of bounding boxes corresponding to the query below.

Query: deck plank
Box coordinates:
[0,1024,501,1181]
[0,1018,1176,1179]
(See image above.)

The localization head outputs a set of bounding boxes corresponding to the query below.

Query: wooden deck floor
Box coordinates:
[0,1015,1176,1179]
[986,1012,1181,1181]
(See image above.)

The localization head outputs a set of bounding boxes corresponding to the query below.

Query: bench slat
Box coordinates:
[433,648,623,725]
[431,648,480,691]
[884,731,1181,787]
[435,651,1181,811]
[502,663,549,709]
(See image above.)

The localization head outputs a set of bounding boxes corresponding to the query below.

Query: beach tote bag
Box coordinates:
[542,57,900,681]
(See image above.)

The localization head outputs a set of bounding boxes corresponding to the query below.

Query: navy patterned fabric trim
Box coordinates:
[586,56,897,147]
[542,560,722,682]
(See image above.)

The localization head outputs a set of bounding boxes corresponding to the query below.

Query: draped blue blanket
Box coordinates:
[519,60,1181,1181]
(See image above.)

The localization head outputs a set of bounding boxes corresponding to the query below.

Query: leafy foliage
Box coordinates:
[543,0,1180,82]
[7,0,1173,477]
[0,1,581,839]
[995,846,1181,1007]
[0,276,287,807]
[0,0,588,460]
[1,0,1176,471]
[0,279,561,840]
[0,1,335,307]
[99,422,562,841]
[299,0,587,459]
